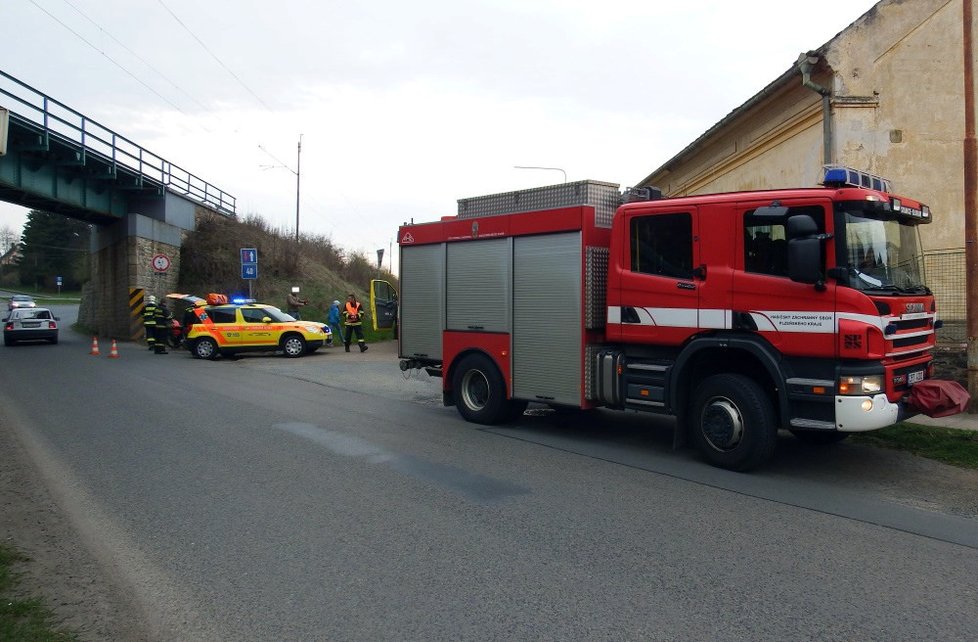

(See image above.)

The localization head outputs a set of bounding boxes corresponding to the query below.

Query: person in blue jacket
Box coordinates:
[327,300,342,339]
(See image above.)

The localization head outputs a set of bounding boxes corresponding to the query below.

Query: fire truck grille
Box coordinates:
[892,335,929,349]
[892,317,930,330]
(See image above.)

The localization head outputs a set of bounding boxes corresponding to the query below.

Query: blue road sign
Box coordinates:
[241,247,258,280]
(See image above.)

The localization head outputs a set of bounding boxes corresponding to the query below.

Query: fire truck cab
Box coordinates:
[396,168,956,470]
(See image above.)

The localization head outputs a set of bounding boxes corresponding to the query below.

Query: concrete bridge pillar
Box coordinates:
[78,193,215,340]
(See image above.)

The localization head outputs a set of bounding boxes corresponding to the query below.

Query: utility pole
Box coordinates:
[295,134,302,243]
[258,136,303,243]
[964,0,977,410]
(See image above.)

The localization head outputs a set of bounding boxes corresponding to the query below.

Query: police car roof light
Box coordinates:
[821,165,891,193]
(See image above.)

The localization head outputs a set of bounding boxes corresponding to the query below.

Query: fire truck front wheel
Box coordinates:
[690,374,777,471]
[452,354,518,425]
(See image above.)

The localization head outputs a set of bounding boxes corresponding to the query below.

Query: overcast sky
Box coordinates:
[1,0,880,271]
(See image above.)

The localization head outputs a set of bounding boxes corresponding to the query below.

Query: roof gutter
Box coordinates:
[797,52,833,165]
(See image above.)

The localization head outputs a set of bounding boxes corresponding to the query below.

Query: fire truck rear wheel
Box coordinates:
[453,354,514,425]
[690,373,777,471]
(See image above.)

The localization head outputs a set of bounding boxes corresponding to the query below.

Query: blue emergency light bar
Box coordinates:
[821,165,892,193]
[231,297,257,304]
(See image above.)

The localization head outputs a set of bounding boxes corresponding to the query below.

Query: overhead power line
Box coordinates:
[60,0,208,112]
[156,0,273,111]
[27,0,187,114]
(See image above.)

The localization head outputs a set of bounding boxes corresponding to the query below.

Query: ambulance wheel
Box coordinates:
[453,354,514,425]
[690,373,777,471]
[790,430,849,445]
[193,337,219,360]
[281,334,306,358]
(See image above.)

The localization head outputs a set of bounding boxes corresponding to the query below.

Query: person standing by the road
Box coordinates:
[153,299,171,354]
[286,287,308,320]
[143,295,159,351]
[343,292,368,353]
[327,299,342,339]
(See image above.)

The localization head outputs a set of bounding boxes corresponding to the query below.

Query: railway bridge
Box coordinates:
[0,69,234,338]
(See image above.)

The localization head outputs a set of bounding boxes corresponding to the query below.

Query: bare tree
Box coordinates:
[0,224,19,256]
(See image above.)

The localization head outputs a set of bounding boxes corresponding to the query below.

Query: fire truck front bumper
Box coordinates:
[835,393,904,432]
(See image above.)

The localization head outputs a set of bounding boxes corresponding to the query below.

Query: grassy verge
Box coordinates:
[0,544,77,641]
[851,422,978,470]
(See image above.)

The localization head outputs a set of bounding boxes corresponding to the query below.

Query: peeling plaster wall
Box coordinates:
[826,0,964,250]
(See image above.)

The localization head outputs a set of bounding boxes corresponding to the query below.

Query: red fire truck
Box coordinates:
[391,167,964,470]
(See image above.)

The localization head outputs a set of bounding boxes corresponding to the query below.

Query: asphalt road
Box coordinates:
[2,307,978,641]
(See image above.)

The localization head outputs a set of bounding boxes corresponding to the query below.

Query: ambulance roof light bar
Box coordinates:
[821,165,892,193]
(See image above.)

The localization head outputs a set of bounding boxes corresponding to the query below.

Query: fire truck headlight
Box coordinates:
[838,375,883,395]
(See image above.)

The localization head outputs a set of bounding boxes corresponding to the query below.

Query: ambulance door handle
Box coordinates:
[693,265,707,280]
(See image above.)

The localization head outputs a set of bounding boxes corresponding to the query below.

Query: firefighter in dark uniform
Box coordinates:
[143,295,159,351]
[153,299,171,354]
[343,292,368,353]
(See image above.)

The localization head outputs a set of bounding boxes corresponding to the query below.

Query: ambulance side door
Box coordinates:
[240,307,274,345]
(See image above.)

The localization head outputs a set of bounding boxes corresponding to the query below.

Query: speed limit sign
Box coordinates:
[151,253,171,273]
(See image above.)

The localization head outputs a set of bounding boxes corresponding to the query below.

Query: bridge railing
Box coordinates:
[0,69,235,215]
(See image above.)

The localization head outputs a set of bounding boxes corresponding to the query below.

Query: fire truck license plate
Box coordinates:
[908,370,925,385]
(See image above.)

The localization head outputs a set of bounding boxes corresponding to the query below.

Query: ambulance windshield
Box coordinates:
[841,210,927,294]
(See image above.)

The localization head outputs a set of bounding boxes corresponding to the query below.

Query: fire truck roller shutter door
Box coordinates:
[400,244,445,360]
[512,232,582,406]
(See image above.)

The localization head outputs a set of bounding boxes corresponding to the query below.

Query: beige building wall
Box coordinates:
[639,0,973,329]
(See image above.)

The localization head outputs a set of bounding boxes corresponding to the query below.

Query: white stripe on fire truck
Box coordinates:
[606,308,919,334]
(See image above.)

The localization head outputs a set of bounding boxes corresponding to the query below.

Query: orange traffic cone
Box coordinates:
[90,336,100,356]
[108,339,120,359]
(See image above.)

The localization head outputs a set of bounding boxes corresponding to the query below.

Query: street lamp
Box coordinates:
[513,165,567,183]
[259,134,303,242]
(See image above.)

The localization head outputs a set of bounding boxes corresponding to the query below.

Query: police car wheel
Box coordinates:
[282,334,306,358]
[194,337,218,360]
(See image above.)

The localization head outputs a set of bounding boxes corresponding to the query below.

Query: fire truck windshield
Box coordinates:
[840,209,928,294]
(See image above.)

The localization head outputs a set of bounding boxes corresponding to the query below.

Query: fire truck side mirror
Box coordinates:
[787,214,825,287]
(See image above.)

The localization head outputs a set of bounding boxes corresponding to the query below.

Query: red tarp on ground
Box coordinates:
[908,380,971,418]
